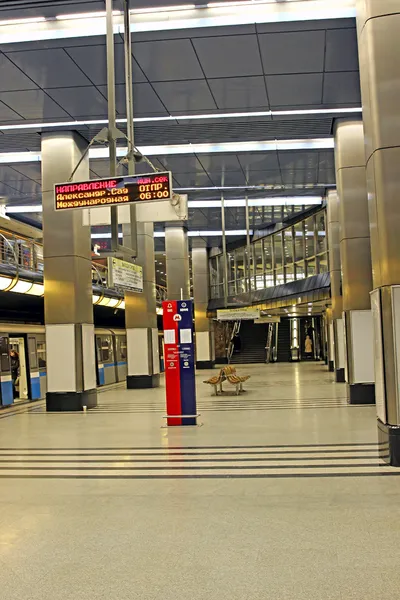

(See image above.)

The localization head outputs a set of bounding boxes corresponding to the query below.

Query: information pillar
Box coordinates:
[162,300,197,426]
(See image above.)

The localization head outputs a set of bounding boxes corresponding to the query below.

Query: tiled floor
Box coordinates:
[1,362,400,599]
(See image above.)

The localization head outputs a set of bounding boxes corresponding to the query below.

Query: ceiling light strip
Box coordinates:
[0,0,357,45]
[0,107,362,132]
[0,138,334,164]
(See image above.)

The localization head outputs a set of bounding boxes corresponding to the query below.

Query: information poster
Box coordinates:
[162,299,197,426]
[108,257,143,293]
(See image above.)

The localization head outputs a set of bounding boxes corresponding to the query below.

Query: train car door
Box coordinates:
[9,337,28,401]
[0,334,12,406]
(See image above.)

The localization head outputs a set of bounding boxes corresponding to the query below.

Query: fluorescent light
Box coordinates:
[0,1,356,44]
[130,4,195,14]
[92,294,101,304]
[0,107,361,132]
[10,280,33,294]
[57,11,121,20]
[188,197,323,208]
[0,17,46,26]
[0,138,334,164]
[6,205,42,213]
[98,297,111,306]
[0,276,12,290]
[107,298,120,308]
[119,300,125,310]
[26,283,44,296]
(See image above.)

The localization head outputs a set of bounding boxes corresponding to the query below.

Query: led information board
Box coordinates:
[54,171,172,211]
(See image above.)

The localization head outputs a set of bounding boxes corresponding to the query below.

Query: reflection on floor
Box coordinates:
[1,362,399,600]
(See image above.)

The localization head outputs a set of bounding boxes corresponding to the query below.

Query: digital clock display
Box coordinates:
[54,171,172,211]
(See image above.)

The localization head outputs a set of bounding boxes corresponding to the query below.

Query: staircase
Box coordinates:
[276,318,291,362]
[230,320,268,364]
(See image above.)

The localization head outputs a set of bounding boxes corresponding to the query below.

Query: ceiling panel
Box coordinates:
[0,165,33,182]
[156,155,206,174]
[0,101,23,120]
[193,35,263,78]
[45,86,108,118]
[98,83,168,117]
[5,49,92,88]
[246,170,283,186]
[208,77,268,110]
[0,54,38,92]
[65,43,146,86]
[281,169,318,185]
[197,154,242,172]
[171,171,214,187]
[279,151,319,170]
[237,152,280,172]
[7,163,42,181]
[318,168,336,184]
[208,171,247,186]
[153,80,217,113]
[323,71,361,104]
[266,73,323,107]
[5,180,41,194]
[132,39,203,82]
[325,28,359,72]
[0,90,69,119]
[258,31,325,75]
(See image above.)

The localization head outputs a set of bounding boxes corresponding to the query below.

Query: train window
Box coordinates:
[100,336,114,362]
[116,336,127,360]
[28,337,38,370]
[37,341,46,368]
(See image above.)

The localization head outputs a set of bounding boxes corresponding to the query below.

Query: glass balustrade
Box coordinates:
[209,209,328,299]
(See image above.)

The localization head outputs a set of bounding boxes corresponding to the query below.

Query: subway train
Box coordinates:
[0,324,128,407]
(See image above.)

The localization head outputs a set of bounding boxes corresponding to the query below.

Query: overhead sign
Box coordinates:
[217,307,260,321]
[55,171,172,211]
[108,257,143,293]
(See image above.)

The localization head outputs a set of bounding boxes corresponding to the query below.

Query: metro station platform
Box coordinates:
[1,362,399,600]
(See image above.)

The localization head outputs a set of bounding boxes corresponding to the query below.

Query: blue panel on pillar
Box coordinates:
[177,300,197,425]
[30,376,41,400]
[98,366,105,386]
[1,379,13,406]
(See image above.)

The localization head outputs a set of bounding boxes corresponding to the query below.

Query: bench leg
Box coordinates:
[236,384,240,396]
[240,382,243,393]
[219,382,223,393]
[213,384,218,396]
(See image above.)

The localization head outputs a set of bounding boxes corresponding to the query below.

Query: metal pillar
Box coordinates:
[42,132,97,411]
[326,189,345,382]
[334,119,375,404]
[221,194,228,306]
[192,239,215,369]
[121,0,158,388]
[357,0,400,463]
[165,224,190,300]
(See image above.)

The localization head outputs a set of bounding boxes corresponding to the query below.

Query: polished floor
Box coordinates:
[1,362,400,599]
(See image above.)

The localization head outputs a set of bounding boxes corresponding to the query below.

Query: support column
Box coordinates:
[192,239,215,369]
[357,0,400,462]
[165,223,190,300]
[334,120,375,404]
[124,222,160,389]
[42,131,97,411]
[325,307,335,371]
[326,190,345,383]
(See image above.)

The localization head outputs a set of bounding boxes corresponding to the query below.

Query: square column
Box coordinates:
[42,131,97,411]
[124,222,160,389]
[357,0,400,462]
[165,223,190,301]
[326,190,345,383]
[334,120,375,404]
[192,240,215,369]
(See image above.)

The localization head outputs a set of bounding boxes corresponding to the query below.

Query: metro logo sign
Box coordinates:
[54,171,172,211]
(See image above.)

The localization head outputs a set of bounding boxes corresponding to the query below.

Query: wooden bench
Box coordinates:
[203,368,226,396]
[223,366,251,395]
